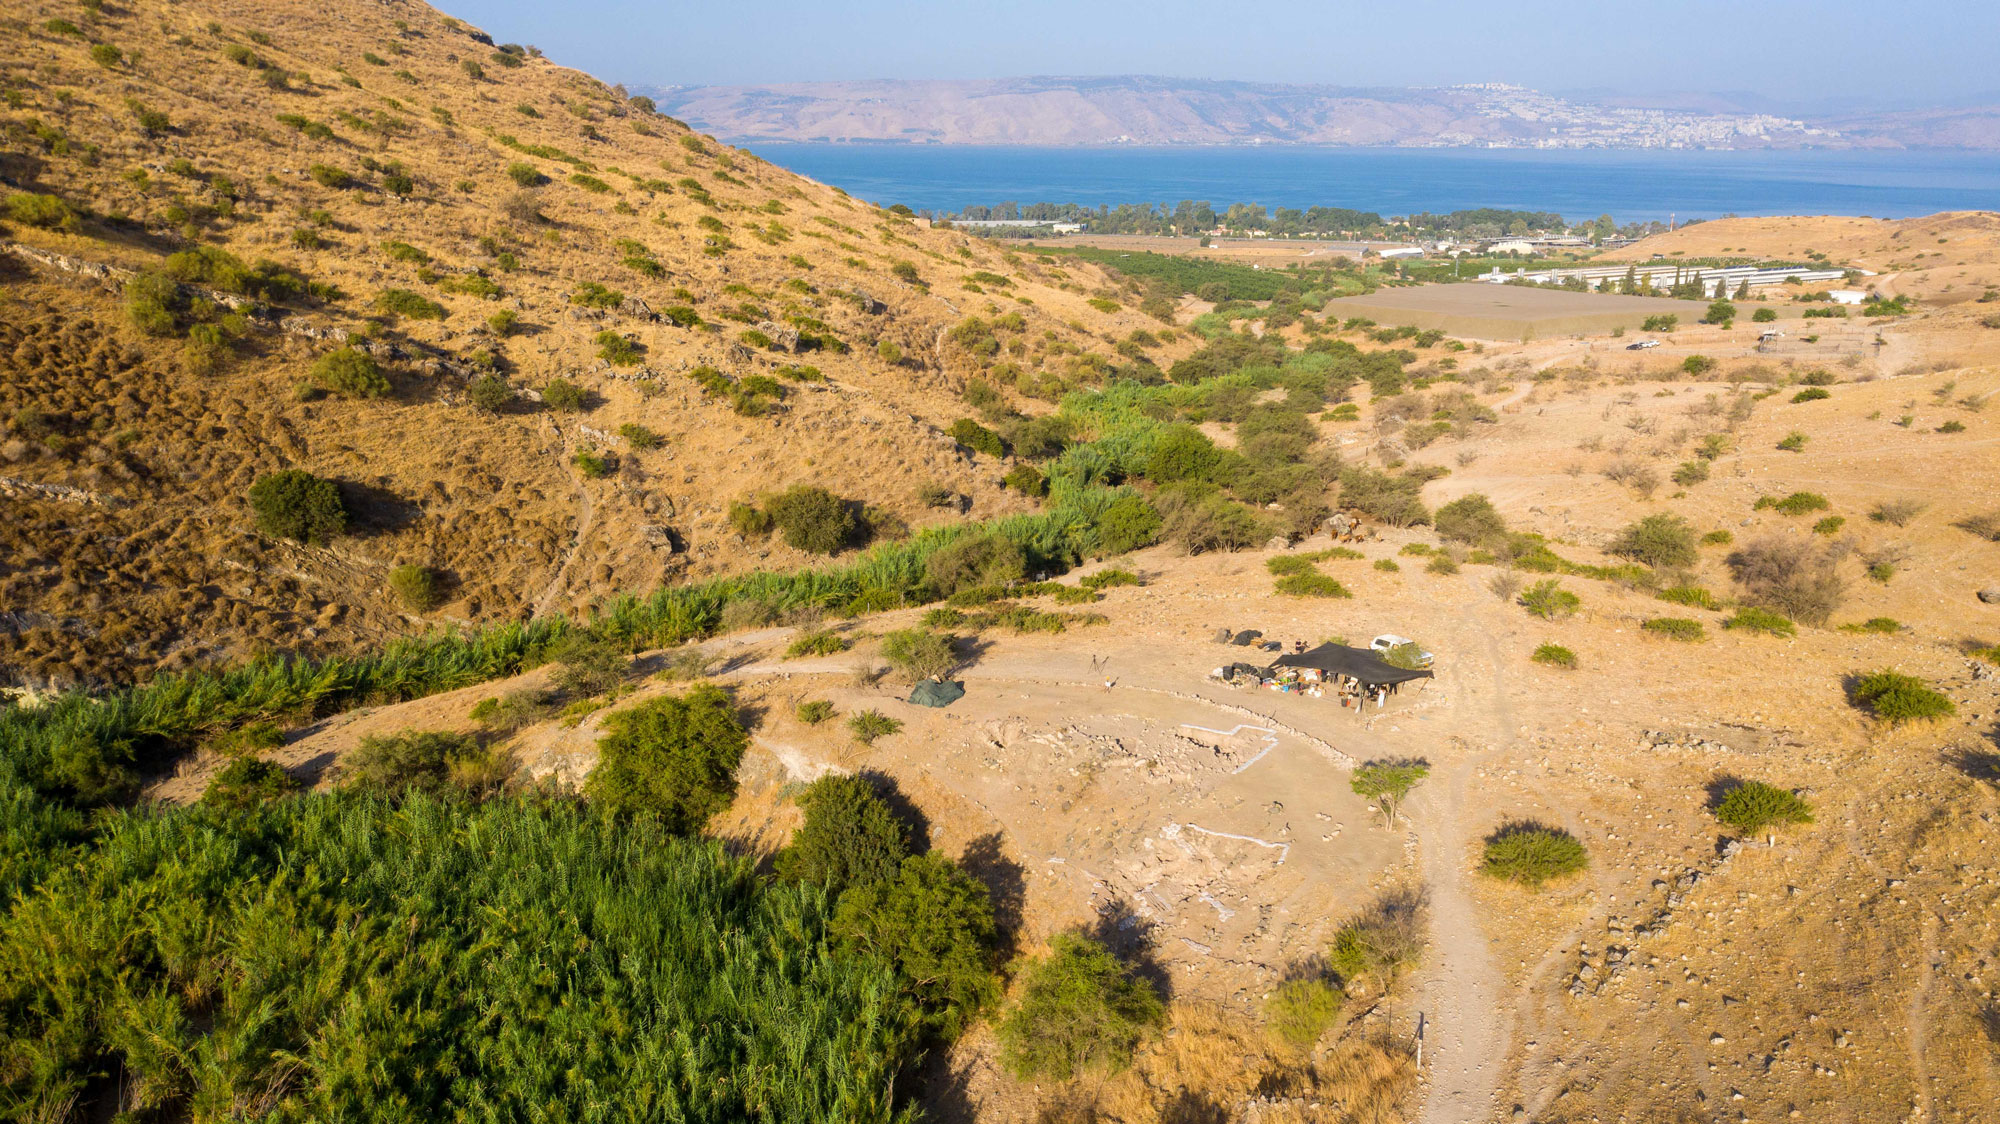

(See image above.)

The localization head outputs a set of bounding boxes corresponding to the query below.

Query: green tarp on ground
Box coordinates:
[909,679,965,708]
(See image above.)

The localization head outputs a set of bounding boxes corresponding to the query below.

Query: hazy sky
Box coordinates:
[446,0,1990,107]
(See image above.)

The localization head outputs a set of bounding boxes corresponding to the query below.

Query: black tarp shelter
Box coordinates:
[908,679,965,708]
[1269,644,1434,688]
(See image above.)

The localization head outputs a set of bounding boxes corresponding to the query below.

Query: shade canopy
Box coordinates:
[1270,644,1434,687]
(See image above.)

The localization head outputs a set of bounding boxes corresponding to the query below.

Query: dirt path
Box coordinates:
[1409,579,1518,1124]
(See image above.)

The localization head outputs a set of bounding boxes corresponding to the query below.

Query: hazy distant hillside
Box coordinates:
[646,76,2000,150]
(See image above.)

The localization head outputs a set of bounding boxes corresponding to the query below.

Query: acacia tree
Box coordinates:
[1350,759,1430,825]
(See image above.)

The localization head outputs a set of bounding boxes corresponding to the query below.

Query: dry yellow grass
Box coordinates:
[0,0,1178,684]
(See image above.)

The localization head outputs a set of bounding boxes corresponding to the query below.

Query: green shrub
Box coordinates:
[1753,307,1778,323]
[1850,671,1955,724]
[619,423,661,450]
[586,686,746,829]
[1673,459,1711,485]
[775,774,909,894]
[1759,492,1830,516]
[1373,558,1400,573]
[388,564,444,611]
[595,330,640,365]
[997,932,1164,1080]
[310,348,390,397]
[90,42,124,68]
[1263,978,1343,1049]
[949,418,1006,458]
[1434,493,1507,546]
[1712,780,1814,834]
[1839,617,1901,635]
[796,700,836,725]
[572,281,624,309]
[1657,585,1718,610]
[542,378,586,412]
[1481,822,1588,888]
[881,629,957,683]
[1777,431,1808,452]
[1811,515,1845,536]
[570,173,612,194]
[926,532,1026,597]
[1531,643,1577,669]
[1611,514,1698,568]
[376,288,446,320]
[1791,387,1831,403]
[202,757,300,811]
[1275,571,1352,599]
[848,709,903,746]
[786,629,848,659]
[249,469,347,544]
[830,852,1000,1037]
[1702,529,1733,545]
[123,271,184,335]
[309,164,352,188]
[767,485,858,553]
[1640,314,1678,332]
[1641,617,1705,642]
[1096,494,1162,554]
[347,730,506,798]
[1520,579,1579,620]
[469,375,515,413]
[1722,606,1797,637]
[572,450,615,479]
[5,191,80,231]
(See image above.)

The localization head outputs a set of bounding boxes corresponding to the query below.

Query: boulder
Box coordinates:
[1979,588,2000,604]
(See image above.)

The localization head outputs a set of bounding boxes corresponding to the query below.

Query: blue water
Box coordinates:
[745,145,2000,223]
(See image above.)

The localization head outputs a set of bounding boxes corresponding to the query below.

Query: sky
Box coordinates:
[446,0,1993,109]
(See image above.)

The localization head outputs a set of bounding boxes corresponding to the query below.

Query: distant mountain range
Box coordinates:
[638,76,2000,150]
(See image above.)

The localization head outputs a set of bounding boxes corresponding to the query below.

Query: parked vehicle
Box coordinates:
[1370,634,1434,668]
[1626,339,1661,350]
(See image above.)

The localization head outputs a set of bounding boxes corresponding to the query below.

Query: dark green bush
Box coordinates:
[542,378,586,412]
[949,418,1006,459]
[830,853,999,1037]
[1712,780,1813,834]
[774,774,909,894]
[586,686,747,829]
[1723,607,1797,637]
[1274,571,1351,599]
[1611,514,1698,568]
[1791,387,1831,403]
[1434,493,1507,546]
[249,469,347,544]
[202,757,299,811]
[377,288,446,320]
[469,375,515,413]
[345,730,502,798]
[309,163,352,188]
[796,699,836,725]
[1850,671,1955,724]
[123,271,184,335]
[767,485,858,554]
[785,629,848,659]
[997,932,1163,1080]
[925,532,1026,597]
[311,348,390,397]
[1640,617,1705,642]
[595,330,640,365]
[1520,579,1579,620]
[1531,643,1577,669]
[1481,822,1588,887]
[848,709,902,745]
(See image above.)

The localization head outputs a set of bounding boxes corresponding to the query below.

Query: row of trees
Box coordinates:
[933,200,1603,240]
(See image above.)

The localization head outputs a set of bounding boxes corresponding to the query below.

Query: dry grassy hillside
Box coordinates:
[0,0,1172,687]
